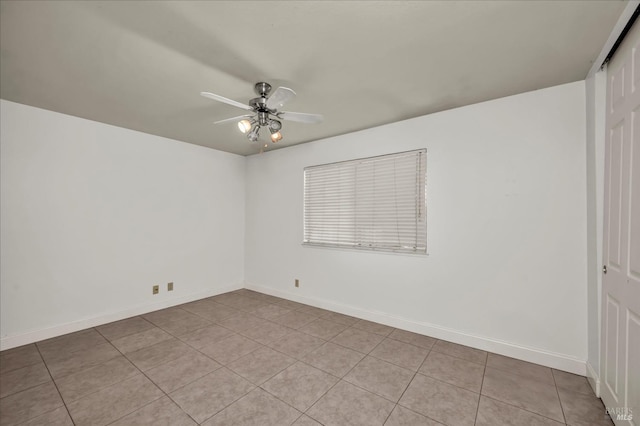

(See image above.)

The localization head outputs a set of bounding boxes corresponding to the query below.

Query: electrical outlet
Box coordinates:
[295,279,299,288]
[152,285,159,295]
[168,282,174,291]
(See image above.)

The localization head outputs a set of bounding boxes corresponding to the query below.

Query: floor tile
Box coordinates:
[66,374,163,425]
[145,351,221,393]
[388,329,437,349]
[0,381,63,426]
[2,290,601,426]
[0,362,50,398]
[331,327,385,353]
[261,362,338,411]
[218,312,265,333]
[211,293,248,307]
[244,292,282,304]
[45,342,121,379]
[126,338,195,371]
[143,306,196,329]
[154,311,212,336]
[419,351,485,392]
[223,295,270,312]
[353,319,394,336]
[142,307,188,325]
[202,388,301,426]
[297,305,333,317]
[251,304,292,320]
[321,312,360,326]
[199,333,262,365]
[241,320,291,345]
[169,368,255,424]
[272,310,320,330]
[37,329,107,362]
[109,396,197,426]
[275,299,308,310]
[21,406,73,426]
[299,318,348,340]
[0,344,42,374]
[96,317,155,341]
[487,353,554,386]
[181,300,238,322]
[293,415,322,425]
[384,405,443,425]
[431,340,487,365]
[552,369,594,396]
[306,380,395,426]
[227,346,295,385]
[54,356,138,403]
[179,324,234,350]
[228,289,257,297]
[399,374,479,426]
[476,396,564,426]
[268,330,325,359]
[110,327,172,354]
[558,387,614,425]
[344,356,414,402]
[370,338,429,371]
[301,342,365,377]
[481,367,564,422]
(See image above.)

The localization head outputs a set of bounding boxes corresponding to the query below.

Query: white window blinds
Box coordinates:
[303,149,427,254]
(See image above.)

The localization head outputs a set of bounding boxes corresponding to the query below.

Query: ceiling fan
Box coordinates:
[201,82,323,146]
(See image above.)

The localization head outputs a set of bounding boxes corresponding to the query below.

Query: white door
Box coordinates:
[601,17,640,426]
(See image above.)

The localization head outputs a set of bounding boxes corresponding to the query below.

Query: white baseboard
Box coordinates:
[245,282,587,375]
[586,361,601,397]
[0,283,243,351]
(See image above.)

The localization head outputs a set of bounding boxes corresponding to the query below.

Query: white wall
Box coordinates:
[245,81,588,373]
[0,100,245,349]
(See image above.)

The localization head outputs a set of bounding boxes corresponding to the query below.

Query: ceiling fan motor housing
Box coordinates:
[254,82,272,97]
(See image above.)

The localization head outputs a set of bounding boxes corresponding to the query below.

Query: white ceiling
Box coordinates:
[0,1,627,156]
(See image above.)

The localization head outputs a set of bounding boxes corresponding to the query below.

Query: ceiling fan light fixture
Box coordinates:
[247,125,260,142]
[238,119,253,133]
[270,129,283,143]
[268,119,282,131]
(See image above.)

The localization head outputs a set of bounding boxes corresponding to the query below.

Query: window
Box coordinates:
[303,149,426,254]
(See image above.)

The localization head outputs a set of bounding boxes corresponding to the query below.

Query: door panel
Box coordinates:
[602,17,640,426]
[609,123,624,269]
[631,107,640,277]
[606,295,620,400]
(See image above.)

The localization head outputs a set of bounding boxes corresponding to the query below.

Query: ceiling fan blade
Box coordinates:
[266,87,296,110]
[214,114,253,125]
[279,111,324,124]
[200,92,253,111]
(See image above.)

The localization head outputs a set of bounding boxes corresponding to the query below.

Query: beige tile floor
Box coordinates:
[0,289,613,426]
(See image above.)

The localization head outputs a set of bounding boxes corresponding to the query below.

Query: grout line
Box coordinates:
[300,334,385,422]
[195,367,262,424]
[385,348,432,424]
[473,356,487,425]
[94,328,174,425]
[551,366,569,424]
[33,343,77,425]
